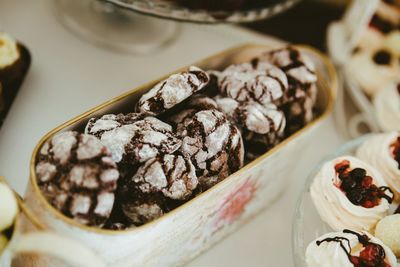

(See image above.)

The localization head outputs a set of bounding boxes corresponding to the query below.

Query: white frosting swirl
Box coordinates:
[356,132,400,200]
[306,230,397,267]
[373,83,400,131]
[0,32,19,68]
[310,156,391,232]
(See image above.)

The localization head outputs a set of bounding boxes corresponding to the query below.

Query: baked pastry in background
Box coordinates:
[0,32,31,126]
[373,83,400,132]
[348,0,400,96]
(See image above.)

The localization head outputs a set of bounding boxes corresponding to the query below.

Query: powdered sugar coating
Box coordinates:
[137,66,210,116]
[169,95,218,133]
[260,46,318,132]
[122,201,164,226]
[216,97,286,143]
[85,113,144,138]
[133,154,198,200]
[178,109,244,189]
[217,61,288,108]
[262,46,316,86]
[36,131,119,227]
[86,116,182,164]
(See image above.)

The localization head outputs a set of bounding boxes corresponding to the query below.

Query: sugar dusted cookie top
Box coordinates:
[137,66,210,116]
[36,131,120,227]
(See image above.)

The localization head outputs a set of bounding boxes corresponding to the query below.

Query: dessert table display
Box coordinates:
[0,0,347,266]
[293,2,400,265]
[293,132,400,267]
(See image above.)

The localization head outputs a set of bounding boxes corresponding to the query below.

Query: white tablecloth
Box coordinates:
[0,1,345,266]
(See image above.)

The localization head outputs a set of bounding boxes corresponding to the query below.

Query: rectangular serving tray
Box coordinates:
[20,43,337,267]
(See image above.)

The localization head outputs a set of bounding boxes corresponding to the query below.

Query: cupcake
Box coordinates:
[310,156,393,231]
[306,229,397,267]
[357,132,400,200]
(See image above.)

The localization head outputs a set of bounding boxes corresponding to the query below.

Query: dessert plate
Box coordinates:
[292,135,399,266]
[101,0,300,23]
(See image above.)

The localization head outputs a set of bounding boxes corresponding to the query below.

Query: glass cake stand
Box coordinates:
[52,0,180,54]
[52,0,300,54]
[102,0,301,23]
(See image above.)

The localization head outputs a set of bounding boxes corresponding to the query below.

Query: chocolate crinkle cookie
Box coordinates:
[137,66,210,116]
[168,94,218,132]
[260,46,318,133]
[132,153,198,200]
[216,61,288,108]
[177,109,244,190]
[35,131,120,227]
[119,186,166,226]
[85,115,181,165]
[118,153,198,225]
[85,112,144,138]
[215,97,286,149]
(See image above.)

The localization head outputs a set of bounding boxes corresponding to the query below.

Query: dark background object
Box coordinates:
[0,43,31,127]
[244,1,346,51]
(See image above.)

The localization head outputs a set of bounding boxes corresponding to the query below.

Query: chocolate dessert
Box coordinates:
[35,46,319,229]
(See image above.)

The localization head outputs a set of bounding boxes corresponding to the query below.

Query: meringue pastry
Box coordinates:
[357,132,400,200]
[373,83,400,132]
[310,156,393,231]
[306,229,397,267]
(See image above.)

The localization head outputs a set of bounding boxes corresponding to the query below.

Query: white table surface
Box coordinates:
[0,1,345,266]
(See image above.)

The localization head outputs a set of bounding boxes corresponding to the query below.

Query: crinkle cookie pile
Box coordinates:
[35,46,318,229]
